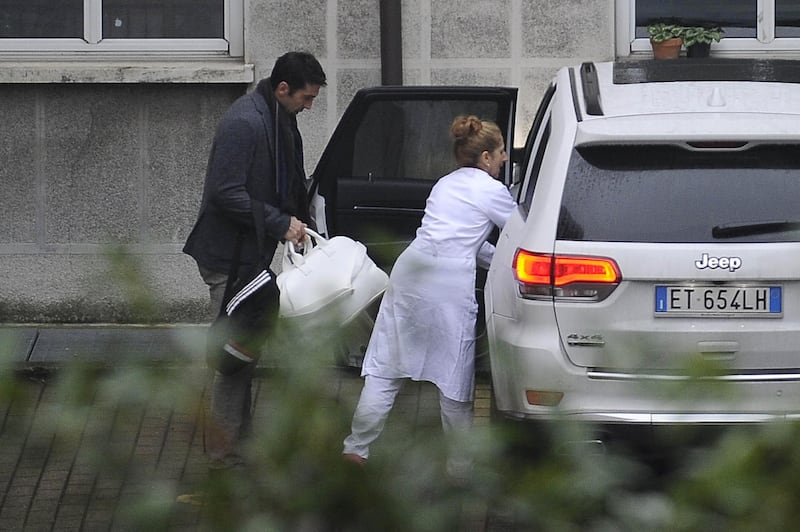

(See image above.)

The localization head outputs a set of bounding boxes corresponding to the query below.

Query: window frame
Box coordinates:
[0,0,243,57]
[616,0,800,57]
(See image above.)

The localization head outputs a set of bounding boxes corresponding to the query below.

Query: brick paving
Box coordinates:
[0,335,497,532]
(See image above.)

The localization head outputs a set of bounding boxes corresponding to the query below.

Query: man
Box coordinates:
[183,51,326,472]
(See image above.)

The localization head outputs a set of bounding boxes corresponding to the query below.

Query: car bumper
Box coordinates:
[488,312,800,426]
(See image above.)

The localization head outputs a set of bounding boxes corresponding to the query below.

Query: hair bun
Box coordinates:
[450,115,483,140]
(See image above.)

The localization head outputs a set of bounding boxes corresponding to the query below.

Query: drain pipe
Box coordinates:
[379,0,403,85]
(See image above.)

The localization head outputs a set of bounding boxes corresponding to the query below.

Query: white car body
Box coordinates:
[486,60,800,429]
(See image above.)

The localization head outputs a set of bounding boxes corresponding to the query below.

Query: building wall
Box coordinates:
[0,0,615,324]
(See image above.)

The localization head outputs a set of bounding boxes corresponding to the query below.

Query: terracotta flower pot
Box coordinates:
[650,37,683,59]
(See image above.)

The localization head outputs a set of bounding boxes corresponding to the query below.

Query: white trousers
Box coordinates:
[343,375,473,476]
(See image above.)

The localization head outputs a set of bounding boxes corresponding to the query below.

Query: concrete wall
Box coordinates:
[0,0,615,324]
[0,84,244,322]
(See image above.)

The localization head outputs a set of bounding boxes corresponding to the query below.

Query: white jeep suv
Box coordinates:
[486,59,800,437]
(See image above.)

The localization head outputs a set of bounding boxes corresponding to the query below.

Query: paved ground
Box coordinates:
[0,325,500,531]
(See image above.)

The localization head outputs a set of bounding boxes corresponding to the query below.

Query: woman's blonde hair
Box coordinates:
[450,115,503,167]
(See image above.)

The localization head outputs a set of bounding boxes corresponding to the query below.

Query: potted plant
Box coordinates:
[682,25,724,58]
[647,23,683,59]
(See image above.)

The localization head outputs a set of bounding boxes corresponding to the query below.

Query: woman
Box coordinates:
[342,115,517,477]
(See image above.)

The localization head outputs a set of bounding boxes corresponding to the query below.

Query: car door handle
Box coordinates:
[352,206,423,213]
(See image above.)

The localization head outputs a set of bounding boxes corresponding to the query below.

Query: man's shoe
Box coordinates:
[176,492,205,506]
[342,453,367,466]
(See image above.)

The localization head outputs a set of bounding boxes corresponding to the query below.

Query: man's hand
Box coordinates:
[284,216,307,245]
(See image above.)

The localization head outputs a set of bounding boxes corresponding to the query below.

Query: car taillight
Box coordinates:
[513,249,621,301]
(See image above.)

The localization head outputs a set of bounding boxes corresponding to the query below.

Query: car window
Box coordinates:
[352,99,500,182]
[558,144,800,243]
[520,120,551,213]
[517,84,555,214]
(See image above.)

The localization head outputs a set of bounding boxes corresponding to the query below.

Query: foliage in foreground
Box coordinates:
[4,326,800,531]
[2,249,800,531]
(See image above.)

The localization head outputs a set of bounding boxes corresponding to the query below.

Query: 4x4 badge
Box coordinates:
[567,334,605,347]
[694,253,742,272]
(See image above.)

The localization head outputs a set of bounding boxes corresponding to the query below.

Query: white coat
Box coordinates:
[361,166,517,402]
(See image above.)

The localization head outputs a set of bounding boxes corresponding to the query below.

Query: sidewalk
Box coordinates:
[0,325,496,531]
[1,324,207,371]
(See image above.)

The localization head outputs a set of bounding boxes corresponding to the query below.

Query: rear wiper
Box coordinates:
[712,220,800,239]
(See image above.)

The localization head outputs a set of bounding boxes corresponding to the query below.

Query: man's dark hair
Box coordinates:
[270,51,327,93]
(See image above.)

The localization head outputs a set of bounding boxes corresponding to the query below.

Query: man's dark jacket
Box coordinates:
[183,79,310,275]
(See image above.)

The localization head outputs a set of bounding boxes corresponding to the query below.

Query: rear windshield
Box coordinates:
[558,144,800,243]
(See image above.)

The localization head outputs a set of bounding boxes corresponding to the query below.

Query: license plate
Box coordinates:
[655,285,782,317]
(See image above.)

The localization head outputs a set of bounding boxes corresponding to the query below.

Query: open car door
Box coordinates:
[308,86,518,365]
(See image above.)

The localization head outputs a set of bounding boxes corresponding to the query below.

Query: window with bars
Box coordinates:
[0,0,240,55]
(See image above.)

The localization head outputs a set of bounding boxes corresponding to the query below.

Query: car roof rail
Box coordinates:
[580,62,603,116]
